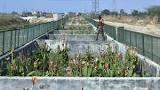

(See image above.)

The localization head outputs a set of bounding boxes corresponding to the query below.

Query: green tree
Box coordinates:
[11,11,18,15]
[101,9,110,15]
[147,5,160,23]
[120,9,125,15]
[147,5,160,16]
[119,9,127,18]
[132,10,139,16]
[110,11,118,16]
[147,5,160,22]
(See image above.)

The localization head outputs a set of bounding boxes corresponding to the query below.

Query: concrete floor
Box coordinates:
[46,34,109,57]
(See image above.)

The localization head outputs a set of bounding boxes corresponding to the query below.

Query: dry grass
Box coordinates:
[103,15,158,27]
[0,14,29,30]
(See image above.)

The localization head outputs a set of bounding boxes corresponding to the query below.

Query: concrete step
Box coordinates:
[47,34,110,56]
[49,34,107,42]
[53,30,95,34]
[45,39,109,57]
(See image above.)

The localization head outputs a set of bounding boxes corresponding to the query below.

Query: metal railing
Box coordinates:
[87,18,160,65]
[0,17,68,57]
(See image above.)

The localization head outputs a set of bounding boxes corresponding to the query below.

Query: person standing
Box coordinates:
[96,15,105,41]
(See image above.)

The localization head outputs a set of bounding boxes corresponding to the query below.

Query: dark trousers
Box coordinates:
[96,29,105,41]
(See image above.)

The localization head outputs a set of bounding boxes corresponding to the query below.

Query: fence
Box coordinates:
[87,18,160,65]
[0,17,68,57]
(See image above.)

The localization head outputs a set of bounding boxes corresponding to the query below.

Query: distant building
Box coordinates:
[52,13,65,21]
[32,11,37,15]
[20,16,37,21]
[65,12,69,15]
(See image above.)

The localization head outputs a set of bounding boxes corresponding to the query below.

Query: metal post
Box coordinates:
[14,30,16,49]
[123,30,125,43]
[142,34,145,56]
[115,27,118,41]
[2,31,5,54]
[49,22,51,31]
[39,24,41,35]
[33,26,35,39]
[129,32,131,46]
[151,36,153,61]
[27,28,29,43]
[10,31,13,50]
[135,33,137,48]
[18,29,20,47]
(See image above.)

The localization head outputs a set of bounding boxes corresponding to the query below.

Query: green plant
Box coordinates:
[1,46,149,77]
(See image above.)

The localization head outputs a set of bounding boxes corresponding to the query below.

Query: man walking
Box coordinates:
[96,15,105,41]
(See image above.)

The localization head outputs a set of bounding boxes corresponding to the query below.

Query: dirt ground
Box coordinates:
[99,15,160,37]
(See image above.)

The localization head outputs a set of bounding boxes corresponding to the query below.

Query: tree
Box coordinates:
[147,5,160,16]
[101,9,110,15]
[36,11,41,17]
[119,9,128,18]
[120,9,128,15]
[110,11,118,16]
[147,5,160,22]
[132,10,139,16]
[11,11,18,15]
[68,12,76,17]
[22,11,32,17]
[120,9,125,15]
[137,11,147,18]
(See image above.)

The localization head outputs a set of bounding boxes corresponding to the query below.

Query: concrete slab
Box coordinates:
[0,77,160,90]
[53,30,95,34]
[49,34,106,41]
[46,34,110,57]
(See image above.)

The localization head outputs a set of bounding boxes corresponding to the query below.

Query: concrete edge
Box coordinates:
[0,77,160,80]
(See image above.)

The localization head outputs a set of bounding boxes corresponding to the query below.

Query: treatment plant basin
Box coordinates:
[45,34,112,57]
[0,17,160,90]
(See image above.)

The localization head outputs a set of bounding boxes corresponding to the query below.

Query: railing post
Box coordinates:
[14,30,17,49]
[10,30,13,50]
[49,22,51,31]
[2,31,5,54]
[38,24,40,36]
[151,36,153,61]
[142,34,145,56]
[18,29,20,47]
[116,26,124,41]
[129,31,131,46]
[27,28,29,43]
[135,32,138,48]
[115,27,118,41]
[33,26,35,39]
[122,29,124,43]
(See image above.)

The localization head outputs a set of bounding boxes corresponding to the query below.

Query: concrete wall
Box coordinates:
[0,77,160,90]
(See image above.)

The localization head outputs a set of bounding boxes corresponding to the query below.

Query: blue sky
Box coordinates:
[0,0,160,13]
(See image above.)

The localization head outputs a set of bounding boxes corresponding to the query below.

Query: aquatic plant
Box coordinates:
[1,45,149,77]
